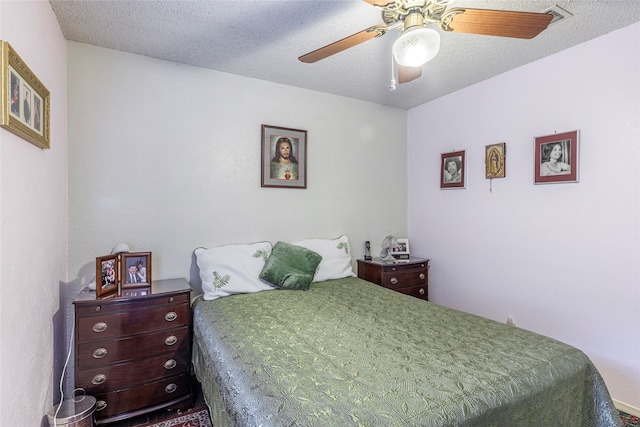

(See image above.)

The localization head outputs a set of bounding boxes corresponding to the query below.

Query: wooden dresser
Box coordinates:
[73,278,193,424]
[357,258,430,301]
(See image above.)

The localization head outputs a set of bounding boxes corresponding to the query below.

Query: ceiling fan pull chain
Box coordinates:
[389,53,397,91]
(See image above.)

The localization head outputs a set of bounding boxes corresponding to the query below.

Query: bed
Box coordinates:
[191,239,621,426]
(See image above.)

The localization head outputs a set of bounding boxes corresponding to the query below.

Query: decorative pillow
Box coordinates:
[293,235,355,282]
[194,242,274,300]
[259,241,322,290]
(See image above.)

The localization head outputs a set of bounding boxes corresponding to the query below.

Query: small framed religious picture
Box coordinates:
[440,150,466,189]
[485,143,506,179]
[96,254,119,297]
[121,252,152,288]
[534,130,579,184]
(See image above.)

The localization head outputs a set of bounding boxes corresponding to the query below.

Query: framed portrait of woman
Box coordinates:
[534,130,579,184]
[440,150,466,189]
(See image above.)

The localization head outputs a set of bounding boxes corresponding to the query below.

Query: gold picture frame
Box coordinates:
[0,41,50,149]
[485,143,506,179]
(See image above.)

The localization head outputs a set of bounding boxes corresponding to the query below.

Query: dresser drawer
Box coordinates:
[78,348,189,393]
[74,278,193,424]
[77,303,189,341]
[395,285,429,301]
[381,268,427,289]
[77,325,189,369]
[75,293,189,318]
[358,258,429,301]
[94,373,190,419]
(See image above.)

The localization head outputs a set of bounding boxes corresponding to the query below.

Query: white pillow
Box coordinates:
[293,235,355,282]
[195,242,275,300]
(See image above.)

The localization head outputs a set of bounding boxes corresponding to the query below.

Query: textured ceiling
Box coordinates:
[50,0,640,110]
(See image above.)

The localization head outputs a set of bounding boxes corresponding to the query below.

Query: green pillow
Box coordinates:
[259,241,322,290]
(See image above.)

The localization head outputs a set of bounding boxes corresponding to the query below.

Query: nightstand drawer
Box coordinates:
[78,348,189,393]
[395,285,429,301]
[77,303,190,341]
[75,293,189,318]
[381,269,428,289]
[94,373,190,419]
[77,325,190,369]
[357,258,430,301]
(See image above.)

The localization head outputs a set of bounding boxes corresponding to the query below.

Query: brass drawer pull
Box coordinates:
[164,359,177,370]
[164,335,178,346]
[93,348,107,359]
[96,400,107,411]
[419,273,425,280]
[92,322,107,333]
[92,374,107,385]
[165,383,177,394]
[419,288,425,295]
[165,311,177,322]
[390,277,398,285]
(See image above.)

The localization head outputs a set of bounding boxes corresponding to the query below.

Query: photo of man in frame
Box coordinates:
[270,136,299,180]
[125,256,148,284]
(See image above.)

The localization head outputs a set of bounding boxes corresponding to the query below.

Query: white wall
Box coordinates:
[0,1,68,426]
[408,23,640,410]
[67,43,407,292]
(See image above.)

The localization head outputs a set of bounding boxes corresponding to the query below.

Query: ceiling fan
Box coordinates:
[299,0,553,85]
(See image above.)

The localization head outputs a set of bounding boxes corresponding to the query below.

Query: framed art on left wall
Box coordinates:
[534,130,579,184]
[440,150,466,189]
[0,41,50,149]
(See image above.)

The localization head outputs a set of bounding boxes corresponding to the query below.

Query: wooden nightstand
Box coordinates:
[73,278,193,424]
[357,258,430,301]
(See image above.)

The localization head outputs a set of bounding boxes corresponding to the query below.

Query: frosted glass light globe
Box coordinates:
[393,27,441,68]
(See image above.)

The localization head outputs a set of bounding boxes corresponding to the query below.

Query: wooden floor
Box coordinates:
[105,379,206,427]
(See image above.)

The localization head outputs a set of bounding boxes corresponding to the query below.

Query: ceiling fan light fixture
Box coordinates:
[392,27,440,68]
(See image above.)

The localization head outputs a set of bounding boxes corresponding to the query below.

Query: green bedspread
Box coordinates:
[192,277,620,427]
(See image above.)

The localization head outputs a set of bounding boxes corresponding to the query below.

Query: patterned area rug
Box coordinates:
[136,405,638,427]
[621,410,640,426]
[138,407,212,427]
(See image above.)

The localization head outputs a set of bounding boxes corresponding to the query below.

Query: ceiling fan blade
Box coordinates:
[362,0,396,6]
[441,8,553,39]
[299,24,387,63]
[398,65,422,84]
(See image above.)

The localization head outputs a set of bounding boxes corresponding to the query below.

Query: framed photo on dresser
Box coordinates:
[121,252,152,288]
[96,254,119,297]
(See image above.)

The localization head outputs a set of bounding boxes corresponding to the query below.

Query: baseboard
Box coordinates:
[614,399,640,417]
